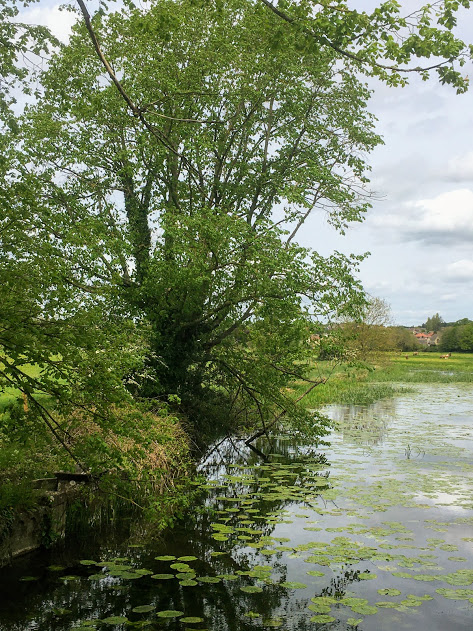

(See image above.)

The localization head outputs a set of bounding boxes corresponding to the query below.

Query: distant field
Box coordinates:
[367,352,473,383]
[293,352,473,407]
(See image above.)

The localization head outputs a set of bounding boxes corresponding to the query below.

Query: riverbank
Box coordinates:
[0,397,192,562]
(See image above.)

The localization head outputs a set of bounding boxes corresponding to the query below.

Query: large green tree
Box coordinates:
[15,0,382,434]
[2,0,472,451]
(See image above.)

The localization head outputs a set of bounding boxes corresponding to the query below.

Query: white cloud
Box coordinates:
[444,259,473,282]
[439,293,459,302]
[444,152,473,182]
[21,4,78,43]
[372,189,473,244]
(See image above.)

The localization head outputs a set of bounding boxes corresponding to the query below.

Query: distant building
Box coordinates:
[412,330,440,346]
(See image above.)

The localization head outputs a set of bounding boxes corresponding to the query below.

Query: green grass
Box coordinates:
[365,352,473,384]
[293,352,473,407]
[0,362,44,409]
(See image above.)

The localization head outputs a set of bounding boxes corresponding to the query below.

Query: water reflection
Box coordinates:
[324,398,396,449]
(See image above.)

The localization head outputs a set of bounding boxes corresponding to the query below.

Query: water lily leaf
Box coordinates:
[308,604,331,614]
[170,563,191,571]
[101,616,129,624]
[180,579,198,586]
[280,581,307,589]
[347,618,363,627]
[412,574,437,582]
[88,573,105,580]
[151,573,174,580]
[180,617,204,623]
[178,556,198,562]
[198,576,221,583]
[350,605,378,615]
[377,588,401,596]
[358,572,377,580]
[439,544,458,551]
[240,585,264,593]
[244,612,261,618]
[80,560,97,566]
[156,610,184,618]
[19,576,39,582]
[436,588,473,600]
[154,555,176,561]
[306,570,325,577]
[309,615,335,623]
[132,605,155,613]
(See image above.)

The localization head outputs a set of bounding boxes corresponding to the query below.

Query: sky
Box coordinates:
[19,0,473,326]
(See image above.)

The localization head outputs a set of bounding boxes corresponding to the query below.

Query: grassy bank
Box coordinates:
[0,367,192,519]
[293,352,473,408]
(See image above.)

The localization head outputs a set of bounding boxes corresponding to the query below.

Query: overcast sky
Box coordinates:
[21,1,473,326]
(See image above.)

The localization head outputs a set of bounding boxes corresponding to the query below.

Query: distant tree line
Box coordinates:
[322,306,473,361]
[440,319,473,352]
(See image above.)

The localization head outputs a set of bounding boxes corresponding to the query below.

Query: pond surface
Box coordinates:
[1,384,473,631]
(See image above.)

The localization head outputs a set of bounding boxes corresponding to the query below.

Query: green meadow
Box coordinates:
[293,352,473,408]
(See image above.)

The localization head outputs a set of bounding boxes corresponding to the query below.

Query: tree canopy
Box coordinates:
[422,313,445,332]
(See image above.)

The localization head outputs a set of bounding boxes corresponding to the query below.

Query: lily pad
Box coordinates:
[156,610,184,618]
[178,556,198,562]
[310,615,336,623]
[240,585,264,593]
[377,588,401,596]
[280,581,307,589]
[347,618,363,627]
[132,605,155,613]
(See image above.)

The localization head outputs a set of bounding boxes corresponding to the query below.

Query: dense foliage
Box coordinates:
[440,319,473,351]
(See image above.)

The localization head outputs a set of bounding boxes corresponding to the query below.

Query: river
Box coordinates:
[1,383,473,630]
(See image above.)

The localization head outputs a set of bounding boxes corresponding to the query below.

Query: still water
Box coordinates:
[1,384,473,630]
